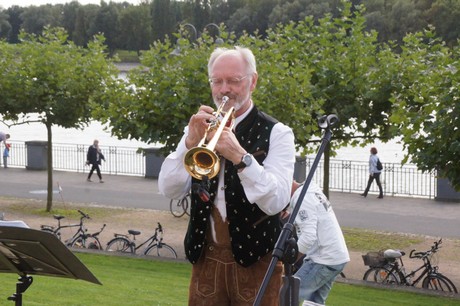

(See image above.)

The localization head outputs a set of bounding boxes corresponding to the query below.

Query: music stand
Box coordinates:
[0,225,101,306]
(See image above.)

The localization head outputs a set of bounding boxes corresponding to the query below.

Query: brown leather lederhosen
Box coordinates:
[188,203,283,306]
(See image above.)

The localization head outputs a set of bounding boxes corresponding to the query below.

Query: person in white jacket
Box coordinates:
[287,180,350,306]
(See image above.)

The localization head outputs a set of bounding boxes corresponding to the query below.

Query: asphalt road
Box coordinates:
[1,168,459,239]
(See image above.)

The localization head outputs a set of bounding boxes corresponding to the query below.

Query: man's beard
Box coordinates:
[213,90,251,112]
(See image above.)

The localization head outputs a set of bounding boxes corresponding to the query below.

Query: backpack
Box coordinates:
[376,158,383,171]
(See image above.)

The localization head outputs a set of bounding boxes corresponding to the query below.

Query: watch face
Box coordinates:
[243,154,252,166]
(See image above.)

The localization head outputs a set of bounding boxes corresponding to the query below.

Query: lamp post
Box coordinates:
[203,23,224,45]
[178,22,223,44]
[170,23,224,56]
[183,23,198,41]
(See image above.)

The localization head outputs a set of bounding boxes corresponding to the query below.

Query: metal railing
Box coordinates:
[305,159,436,198]
[4,141,146,176]
[3,141,437,198]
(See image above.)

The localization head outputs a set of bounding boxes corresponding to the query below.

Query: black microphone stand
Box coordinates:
[253,114,339,306]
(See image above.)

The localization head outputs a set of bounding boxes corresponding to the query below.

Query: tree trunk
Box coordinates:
[46,122,54,212]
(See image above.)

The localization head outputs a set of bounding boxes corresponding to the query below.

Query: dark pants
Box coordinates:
[363,173,383,196]
[88,163,102,180]
[188,244,283,306]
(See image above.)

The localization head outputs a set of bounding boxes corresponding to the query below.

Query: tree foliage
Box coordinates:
[119,4,152,54]
[0,27,119,210]
[1,0,459,50]
[96,3,395,160]
[390,28,460,190]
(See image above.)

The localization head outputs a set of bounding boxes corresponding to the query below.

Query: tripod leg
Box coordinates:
[279,264,300,306]
[7,275,33,306]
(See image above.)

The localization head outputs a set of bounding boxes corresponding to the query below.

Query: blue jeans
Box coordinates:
[294,259,346,305]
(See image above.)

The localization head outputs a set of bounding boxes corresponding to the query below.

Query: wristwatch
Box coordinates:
[234,153,252,170]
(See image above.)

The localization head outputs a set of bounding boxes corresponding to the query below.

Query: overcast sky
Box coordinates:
[2,0,140,9]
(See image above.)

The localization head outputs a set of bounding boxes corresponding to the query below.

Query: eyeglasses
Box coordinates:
[209,75,250,87]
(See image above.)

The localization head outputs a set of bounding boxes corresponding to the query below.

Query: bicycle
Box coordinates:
[69,222,106,250]
[105,222,177,258]
[41,209,106,249]
[169,192,190,218]
[362,238,457,293]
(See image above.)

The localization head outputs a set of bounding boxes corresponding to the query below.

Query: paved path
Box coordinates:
[1,167,459,239]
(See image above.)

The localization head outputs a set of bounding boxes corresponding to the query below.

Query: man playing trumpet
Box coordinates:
[159,46,295,306]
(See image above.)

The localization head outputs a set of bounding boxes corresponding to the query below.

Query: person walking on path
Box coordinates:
[0,132,10,146]
[283,180,349,306]
[0,132,10,167]
[3,143,10,168]
[158,46,295,306]
[360,147,384,198]
[86,139,105,183]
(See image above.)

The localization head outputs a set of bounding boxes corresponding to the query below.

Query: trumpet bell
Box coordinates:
[183,95,233,180]
[184,146,220,180]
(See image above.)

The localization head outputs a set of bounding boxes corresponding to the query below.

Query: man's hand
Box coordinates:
[214,127,246,165]
[185,105,216,149]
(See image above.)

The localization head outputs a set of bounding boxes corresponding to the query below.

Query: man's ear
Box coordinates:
[250,72,258,92]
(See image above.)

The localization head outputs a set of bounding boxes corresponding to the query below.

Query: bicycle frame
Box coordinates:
[116,223,163,254]
[366,239,448,289]
[41,216,82,240]
[134,232,159,253]
[65,218,90,245]
[42,210,91,245]
[387,257,432,287]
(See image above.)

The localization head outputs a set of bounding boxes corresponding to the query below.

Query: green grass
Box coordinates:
[0,253,190,306]
[114,49,140,63]
[328,282,460,305]
[0,253,458,306]
[4,200,129,220]
[1,199,459,305]
[343,227,424,251]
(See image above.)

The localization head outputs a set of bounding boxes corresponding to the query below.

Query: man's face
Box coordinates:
[209,54,256,115]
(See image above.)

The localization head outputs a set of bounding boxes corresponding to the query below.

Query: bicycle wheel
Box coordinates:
[422,274,458,293]
[106,237,134,253]
[363,267,399,284]
[170,198,186,218]
[183,196,190,216]
[70,236,103,250]
[144,243,177,258]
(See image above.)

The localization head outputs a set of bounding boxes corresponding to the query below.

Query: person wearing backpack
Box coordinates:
[360,147,384,198]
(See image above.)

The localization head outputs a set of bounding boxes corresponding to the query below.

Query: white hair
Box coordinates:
[207,46,257,77]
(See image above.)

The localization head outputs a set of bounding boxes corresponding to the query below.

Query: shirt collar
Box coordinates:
[234,100,253,130]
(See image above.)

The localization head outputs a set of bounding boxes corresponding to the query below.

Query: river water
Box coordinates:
[1,62,406,163]
[2,117,406,164]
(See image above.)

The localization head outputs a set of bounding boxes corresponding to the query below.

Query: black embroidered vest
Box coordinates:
[184,106,282,267]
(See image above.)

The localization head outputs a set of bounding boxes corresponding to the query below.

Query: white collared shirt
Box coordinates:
[158,104,295,219]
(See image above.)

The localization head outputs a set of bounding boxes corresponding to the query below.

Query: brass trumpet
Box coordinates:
[184,96,235,180]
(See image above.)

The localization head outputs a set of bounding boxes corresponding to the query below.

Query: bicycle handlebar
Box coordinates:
[409,238,442,259]
[409,250,425,259]
[89,224,106,237]
[78,209,91,220]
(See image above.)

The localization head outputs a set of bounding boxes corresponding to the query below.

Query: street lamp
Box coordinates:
[203,23,224,45]
[183,23,198,41]
[170,23,224,56]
